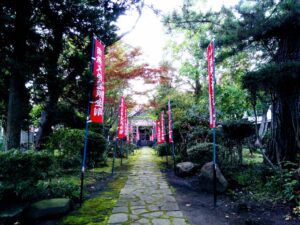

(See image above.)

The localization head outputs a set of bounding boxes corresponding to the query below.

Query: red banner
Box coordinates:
[156,121,161,144]
[160,111,166,143]
[90,39,105,123]
[168,101,173,143]
[125,104,128,138]
[117,96,125,139]
[136,126,140,141]
[207,41,216,128]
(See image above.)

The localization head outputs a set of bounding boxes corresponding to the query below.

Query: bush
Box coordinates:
[156,143,172,156]
[187,142,226,167]
[0,150,56,202]
[221,119,255,142]
[265,162,300,205]
[36,179,80,202]
[47,128,107,169]
[127,143,137,154]
[220,120,255,165]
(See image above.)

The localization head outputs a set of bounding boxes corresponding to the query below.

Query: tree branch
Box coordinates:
[117,1,144,41]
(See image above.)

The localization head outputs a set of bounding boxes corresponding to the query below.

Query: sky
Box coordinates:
[116,0,239,105]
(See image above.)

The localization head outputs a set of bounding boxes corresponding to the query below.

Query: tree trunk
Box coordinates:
[6,0,31,150]
[266,25,300,164]
[194,74,201,101]
[267,91,300,163]
[35,19,63,149]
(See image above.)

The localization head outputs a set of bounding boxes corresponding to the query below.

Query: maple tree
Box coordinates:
[104,42,171,126]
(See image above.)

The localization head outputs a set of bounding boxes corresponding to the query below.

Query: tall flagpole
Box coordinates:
[80,36,96,206]
[112,97,121,175]
[169,100,176,172]
[212,39,217,207]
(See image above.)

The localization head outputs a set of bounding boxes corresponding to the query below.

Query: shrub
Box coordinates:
[221,119,255,143]
[265,162,300,205]
[221,120,255,165]
[155,143,172,156]
[36,179,80,202]
[46,128,107,169]
[0,150,56,202]
[187,142,226,167]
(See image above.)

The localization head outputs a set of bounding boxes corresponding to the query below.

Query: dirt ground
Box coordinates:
[164,166,300,225]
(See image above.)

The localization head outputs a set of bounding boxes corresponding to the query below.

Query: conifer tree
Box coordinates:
[165,0,300,163]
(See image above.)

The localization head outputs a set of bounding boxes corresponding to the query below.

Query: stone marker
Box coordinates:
[175,162,197,177]
[25,198,71,219]
[198,161,228,193]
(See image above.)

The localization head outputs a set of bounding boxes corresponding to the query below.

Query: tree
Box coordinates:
[33,0,147,149]
[1,0,146,149]
[2,0,32,149]
[104,42,169,129]
[165,30,209,101]
[165,0,300,164]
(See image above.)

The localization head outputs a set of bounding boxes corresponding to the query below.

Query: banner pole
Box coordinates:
[213,38,217,208]
[80,35,96,206]
[169,100,176,172]
[80,120,89,206]
[165,112,168,165]
[126,140,128,159]
[120,138,123,165]
[112,137,117,174]
[213,127,217,207]
[112,98,121,175]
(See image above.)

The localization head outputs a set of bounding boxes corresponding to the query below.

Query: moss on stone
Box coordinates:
[59,176,126,225]
[59,151,141,225]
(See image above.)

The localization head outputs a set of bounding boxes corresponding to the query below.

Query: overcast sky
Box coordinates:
[116,0,239,105]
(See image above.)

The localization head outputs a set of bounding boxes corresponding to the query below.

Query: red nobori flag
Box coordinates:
[156,121,161,144]
[168,100,173,143]
[160,111,166,143]
[117,96,126,139]
[124,104,128,138]
[90,39,105,123]
[136,126,140,140]
[207,41,216,128]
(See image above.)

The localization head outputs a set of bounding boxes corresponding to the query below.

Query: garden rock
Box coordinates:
[25,198,71,219]
[0,204,26,220]
[176,162,197,177]
[198,162,228,193]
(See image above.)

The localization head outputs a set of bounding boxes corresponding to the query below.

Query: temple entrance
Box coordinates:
[130,109,155,147]
[136,126,153,146]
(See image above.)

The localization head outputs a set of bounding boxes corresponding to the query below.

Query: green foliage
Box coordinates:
[221,119,255,142]
[187,142,226,166]
[30,104,44,127]
[36,179,80,202]
[265,162,300,205]
[243,62,300,93]
[59,168,128,225]
[46,129,107,169]
[0,150,56,202]
[155,143,171,156]
[216,83,249,120]
[127,143,137,154]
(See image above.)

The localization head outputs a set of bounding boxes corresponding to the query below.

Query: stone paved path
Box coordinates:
[108,147,187,225]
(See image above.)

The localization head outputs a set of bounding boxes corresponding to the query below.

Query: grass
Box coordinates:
[59,178,127,225]
[243,148,263,165]
[58,150,141,225]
